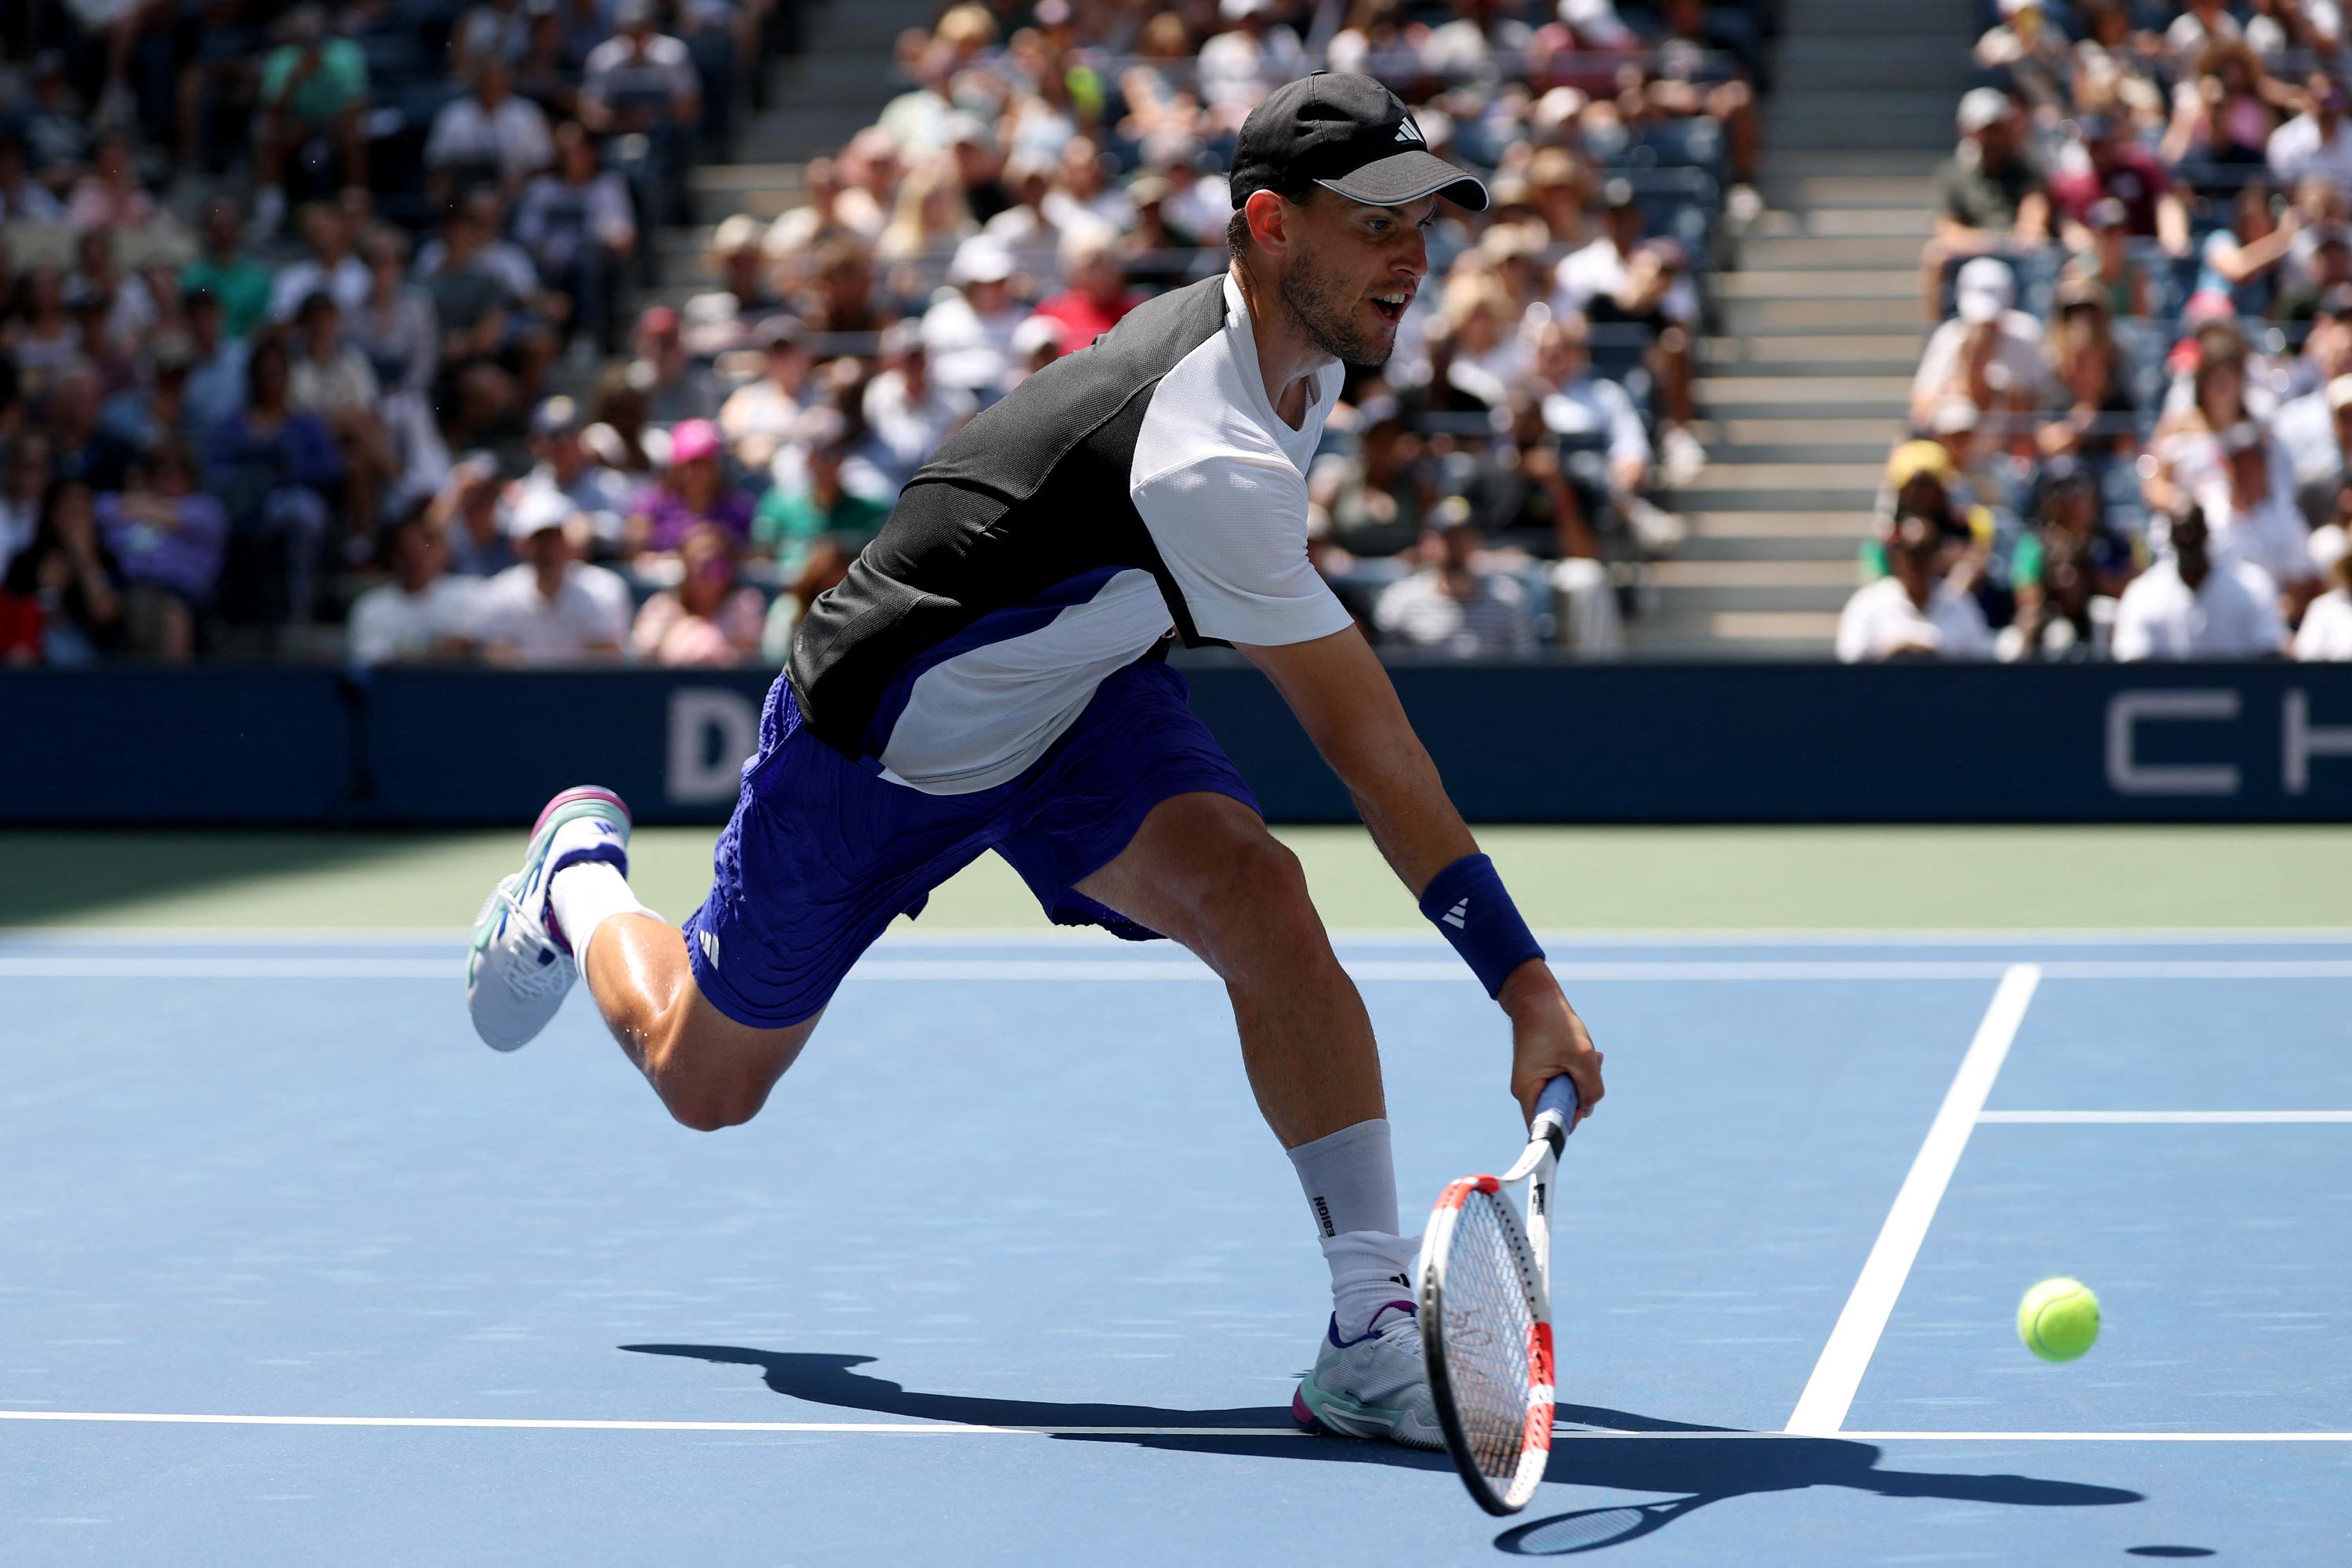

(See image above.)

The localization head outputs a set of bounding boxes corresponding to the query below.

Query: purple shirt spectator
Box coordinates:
[633,482,754,553]
[97,489,230,602]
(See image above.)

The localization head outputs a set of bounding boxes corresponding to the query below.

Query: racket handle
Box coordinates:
[1534,1074,1580,1150]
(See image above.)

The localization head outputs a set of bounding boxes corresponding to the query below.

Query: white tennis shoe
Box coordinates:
[1291,1301,1446,1450]
[466,786,632,1051]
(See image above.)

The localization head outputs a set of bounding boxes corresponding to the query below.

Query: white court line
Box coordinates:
[9,956,2352,982]
[1784,965,2042,1439]
[0,1410,2344,1441]
[1980,1110,2352,1124]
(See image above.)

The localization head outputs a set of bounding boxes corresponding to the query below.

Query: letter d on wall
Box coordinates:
[667,688,758,806]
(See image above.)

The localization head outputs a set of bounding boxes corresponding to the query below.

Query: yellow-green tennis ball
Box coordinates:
[2017,1277,2100,1362]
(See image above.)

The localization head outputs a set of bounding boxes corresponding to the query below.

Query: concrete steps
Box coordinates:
[1632,0,1971,657]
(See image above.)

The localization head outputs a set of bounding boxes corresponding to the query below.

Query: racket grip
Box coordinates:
[1534,1075,1580,1147]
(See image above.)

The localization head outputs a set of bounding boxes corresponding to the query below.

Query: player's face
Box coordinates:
[1278,194,1436,369]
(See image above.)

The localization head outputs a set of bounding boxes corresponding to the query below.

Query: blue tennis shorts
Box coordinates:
[681,657,1258,1029]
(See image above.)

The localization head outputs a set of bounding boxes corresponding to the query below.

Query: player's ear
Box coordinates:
[1245,189,1293,256]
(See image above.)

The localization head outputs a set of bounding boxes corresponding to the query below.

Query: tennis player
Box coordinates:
[467,71,1605,1450]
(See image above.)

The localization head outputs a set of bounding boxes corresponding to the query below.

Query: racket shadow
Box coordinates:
[1497,1403,2143,1556]
[620,1344,1455,1471]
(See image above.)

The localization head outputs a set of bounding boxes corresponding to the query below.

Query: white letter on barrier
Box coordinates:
[2103,690,2241,796]
[667,688,758,805]
[2284,689,2352,794]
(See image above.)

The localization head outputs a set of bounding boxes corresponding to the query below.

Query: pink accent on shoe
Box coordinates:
[531,786,632,838]
[1291,1388,1325,1433]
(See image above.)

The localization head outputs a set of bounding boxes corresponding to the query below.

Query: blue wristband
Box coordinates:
[1418,853,1544,999]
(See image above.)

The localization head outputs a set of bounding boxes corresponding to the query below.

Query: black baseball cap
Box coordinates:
[1231,73,1488,213]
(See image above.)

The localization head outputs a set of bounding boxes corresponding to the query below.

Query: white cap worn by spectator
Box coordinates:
[949,234,1017,287]
[471,492,634,664]
[1558,0,1636,49]
[1955,256,2015,324]
[1957,86,2011,136]
[2296,524,2352,659]
[506,486,579,541]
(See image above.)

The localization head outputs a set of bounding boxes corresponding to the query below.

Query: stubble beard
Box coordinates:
[1276,248,1392,370]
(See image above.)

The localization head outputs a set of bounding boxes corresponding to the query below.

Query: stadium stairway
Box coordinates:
[1636,0,1980,657]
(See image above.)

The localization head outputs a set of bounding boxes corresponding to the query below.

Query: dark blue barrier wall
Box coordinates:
[0,670,352,823]
[4,662,2350,825]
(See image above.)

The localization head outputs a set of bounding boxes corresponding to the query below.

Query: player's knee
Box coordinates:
[1194,834,1324,974]
[660,1073,770,1133]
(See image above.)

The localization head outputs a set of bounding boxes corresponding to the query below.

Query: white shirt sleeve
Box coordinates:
[1835,583,1878,662]
[2111,579,2156,662]
[1131,453,1356,647]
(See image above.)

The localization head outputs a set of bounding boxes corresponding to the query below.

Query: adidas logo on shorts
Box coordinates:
[699,927,721,968]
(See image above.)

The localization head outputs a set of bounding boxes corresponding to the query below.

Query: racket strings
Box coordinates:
[1437,1191,1542,1489]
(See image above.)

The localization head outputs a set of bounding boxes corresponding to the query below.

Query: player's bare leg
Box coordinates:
[575,916,820,1132]
[1075,790,1443,1448]
[466,786,816,1132]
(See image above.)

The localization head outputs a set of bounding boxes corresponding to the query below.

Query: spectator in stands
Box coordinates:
[720,317,813,470]
[1197,0,1306,133]
[427,59,557,203]
[924,235,1029,400]
[1913,257,2047,428]
[96,439,228,661]
[0,135,66,224]
[1555,180,1704,481]
[97,332,198,456]
[2268,74,2352,192]
[348,515,478,665]
[760,535,855,663]
[630,523,766,666]
[181,291,251,437]
[2005,457,2136,659]
[587,366,659,474]
[468,489,632,663]
[433,454,516,578]
[2049,113,2189,254]
[583,0,702,228]
[1034,227,1145,353]
[2162,39,2293,169]
[0,434,53,575]
[877,157,979,268]
[2114,505,2288,659]
[2288,373,2352,524]
[207,330,341,630]
[1976,0,2071,112]
[45,363,126,492]
[2149,324,2263,510]
[419,198,528,446]
[2038,280,2138,459]
[2,477,125,664]
[2195,180,2299,320]
[1309,407,1430,565]
[67,132,161,233]
[514,396,637,556]
[270,203,372,324]
[753,412,891,569]
[1535,314,1660,546]
[251,5,372,236]
[1923,89,2049,321]
[181,200,274,343]
[627,418,753,557]
[287,292,394,546]
[1837,513,1995,662]
[859,322,975,493]
[513,122,638,358]
[2195,421,2321,617]
[2067,198,2153,318]
[2293,523,2352,658]
[1373,504,1537,659]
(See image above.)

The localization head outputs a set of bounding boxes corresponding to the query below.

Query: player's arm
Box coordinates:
[1236,624,1603,1124]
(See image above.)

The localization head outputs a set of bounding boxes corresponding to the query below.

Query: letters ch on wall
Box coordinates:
[2105,689,2352,797]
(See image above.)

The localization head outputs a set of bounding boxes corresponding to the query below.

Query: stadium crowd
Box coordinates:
[1846,0,2352,662]
[0,0,1765,666]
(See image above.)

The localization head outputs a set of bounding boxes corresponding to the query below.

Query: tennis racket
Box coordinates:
[1417,1074,1579,1516]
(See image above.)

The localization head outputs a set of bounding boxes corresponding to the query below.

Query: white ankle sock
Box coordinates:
[547,860,654,971]
[1323,1230,1422,1339]
[1287,1118,1411,1337]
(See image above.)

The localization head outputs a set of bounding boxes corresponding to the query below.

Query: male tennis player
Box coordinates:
[467,71,1605,1450]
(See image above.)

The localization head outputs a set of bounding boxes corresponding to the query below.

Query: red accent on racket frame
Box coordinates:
[1434,1175,1503,1211]
[1524,1321,1556,1454]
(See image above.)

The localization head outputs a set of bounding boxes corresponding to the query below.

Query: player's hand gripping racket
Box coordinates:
[1417,1075,1579,1515]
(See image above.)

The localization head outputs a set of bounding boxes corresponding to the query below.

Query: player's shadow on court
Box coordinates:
[623,1346,2142,1553]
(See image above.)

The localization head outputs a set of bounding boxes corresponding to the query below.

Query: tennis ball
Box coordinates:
[2017,1277,2100,1362]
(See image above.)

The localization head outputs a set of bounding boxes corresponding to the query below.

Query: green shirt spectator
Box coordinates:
[182,256,274,340]
[261,34,369,127]
[752,445,891,568]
